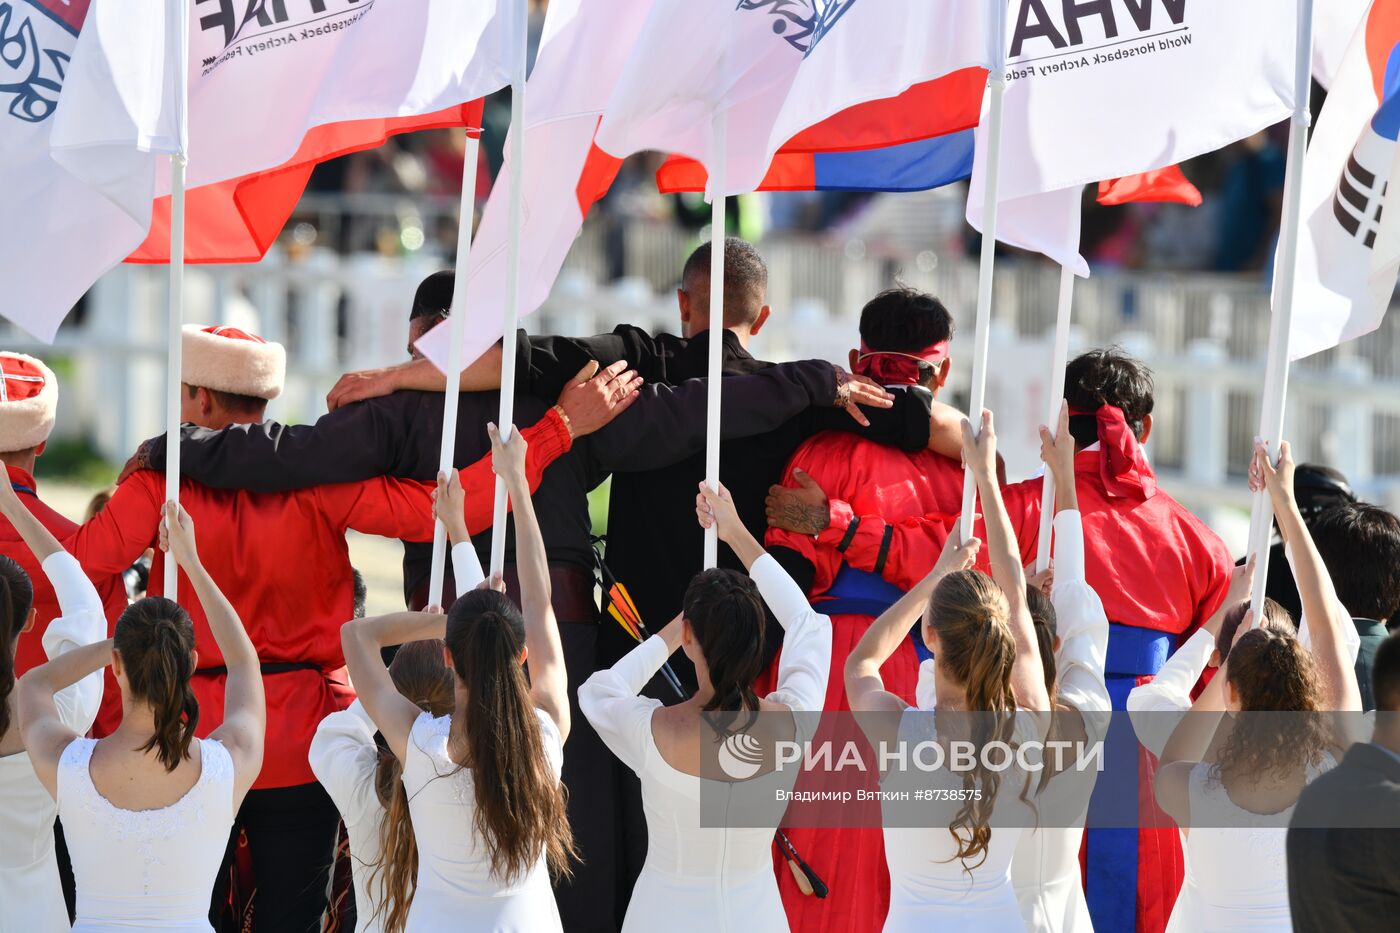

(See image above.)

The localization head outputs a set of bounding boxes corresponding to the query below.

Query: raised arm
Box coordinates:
[434,470,487,593]
[492,424,570,741]
[160,503,265,803]
[342,610,449,763]
[0,477,109,734]
[1253,440,1362,713]
[846,526,982,716]
[964,411,1050,714]
[17,638,113,797]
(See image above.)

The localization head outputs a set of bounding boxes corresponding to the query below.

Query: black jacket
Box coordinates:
[1287,741,1400,932]
[147,348,846,611]
[520,325,933,691]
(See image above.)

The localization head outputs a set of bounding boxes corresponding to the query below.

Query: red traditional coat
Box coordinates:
[763,431,966,933]
[64,410,570,789]
[4,465,127,678]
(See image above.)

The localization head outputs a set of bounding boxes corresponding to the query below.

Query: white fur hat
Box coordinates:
[181,325,286,400]
[0,352,58,453]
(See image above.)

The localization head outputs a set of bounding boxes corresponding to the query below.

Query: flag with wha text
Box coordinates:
[594,0,995,195]
[1,0,517,343]
[968,0,1296,279]
[1292,0,1400,360]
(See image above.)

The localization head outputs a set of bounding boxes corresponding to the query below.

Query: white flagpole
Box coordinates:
[1035,260,1076,572]
[489,0,529,578]
[1248,0,1315,613]
[427,129,483,608]
[959,0,1008,541]
[162,0,192,600]
[703,111,728,571]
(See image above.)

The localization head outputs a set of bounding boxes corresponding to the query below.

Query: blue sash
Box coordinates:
[817,566,932,660]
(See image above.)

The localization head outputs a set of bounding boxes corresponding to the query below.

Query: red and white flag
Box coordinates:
[594,0,994,195]
[0,0,516,342]
[417,0,656,374]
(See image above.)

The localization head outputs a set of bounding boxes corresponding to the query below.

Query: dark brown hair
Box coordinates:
[113,597,199,771]
[370,640,455,933]
[683,568,766,737]
[0,556,35,738]
[1025,584,1058,702]
[928,570,1022,870]
[1213,626,1329,786]
[444,589,576,885]
[1216,597,1292,662]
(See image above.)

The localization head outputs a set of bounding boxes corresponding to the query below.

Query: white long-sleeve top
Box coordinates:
[1012,510,1112,933]
[578,554,831,933]
[307,542,482,933]
[1,552,108,933]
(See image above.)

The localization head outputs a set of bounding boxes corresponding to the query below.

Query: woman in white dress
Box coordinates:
[578,480,832,933]
[342,425,574,933]
[846,411,1051,933]
[0,477,107,932]
[310,471,482,933]
[1154,439,1364,933]
[1010,404,1112,933]
[17,502,265,933]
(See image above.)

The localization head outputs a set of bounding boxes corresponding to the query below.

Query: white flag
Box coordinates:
[21,0,517,340]
[1292,0,1400,360]
[993,0,1295,203]
[0,0,144,342]
[1314,0,1370,90]
[594,0,993,195]
[416,0,660,374]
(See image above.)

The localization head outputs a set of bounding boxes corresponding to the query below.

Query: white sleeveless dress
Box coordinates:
[578,554,832,933]
[0,552,107,933]
[1010,511,1111,933]
[58,737,236,932]
[1169,757,1335,933]
[401,707,565,932]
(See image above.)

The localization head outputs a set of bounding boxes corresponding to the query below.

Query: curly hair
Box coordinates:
[1211,627,1331,787]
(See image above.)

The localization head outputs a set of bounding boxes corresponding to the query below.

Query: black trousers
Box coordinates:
[552,620,648,933]
[211,781,342,933]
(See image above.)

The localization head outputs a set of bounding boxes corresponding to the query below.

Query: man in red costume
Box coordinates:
[769,347,1233,933]
[760,288,966,933]
[0,352,126,678]
[61,324,619,933]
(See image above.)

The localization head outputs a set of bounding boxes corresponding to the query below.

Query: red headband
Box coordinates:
[1068,404,1157,501]
[854,340,949,385]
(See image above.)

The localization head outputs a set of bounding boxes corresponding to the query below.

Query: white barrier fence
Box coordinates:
[5,217,1400,543]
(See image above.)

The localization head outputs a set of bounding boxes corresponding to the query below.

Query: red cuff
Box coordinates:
[816,499,856,548]
[530,406,574,458]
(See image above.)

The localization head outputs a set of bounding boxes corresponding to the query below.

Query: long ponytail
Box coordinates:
[369,639,454,933]
[683,568,765,737]
[927,570,1020,870]
[113,597,199,772]
[446,590,577,885]
[0,556,35,738]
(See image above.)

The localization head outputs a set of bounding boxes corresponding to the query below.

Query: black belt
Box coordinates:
[195,661,322,677]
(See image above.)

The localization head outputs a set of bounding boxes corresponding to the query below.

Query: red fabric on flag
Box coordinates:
[128,101,485,264]
[1096,166,1203,207]
[782,67,988,152]
[656,151,818,194]
[655,67,987,194]
[576,132,626,215]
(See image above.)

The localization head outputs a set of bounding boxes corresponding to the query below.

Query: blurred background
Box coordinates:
[5,0,1397,612]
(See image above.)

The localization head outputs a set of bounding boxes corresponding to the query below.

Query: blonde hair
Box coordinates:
[927,570,1022,869]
